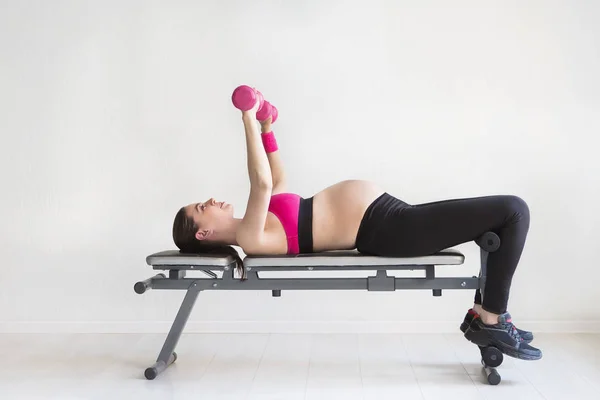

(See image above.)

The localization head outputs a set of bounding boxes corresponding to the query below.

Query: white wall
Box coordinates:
[1,0,599,333]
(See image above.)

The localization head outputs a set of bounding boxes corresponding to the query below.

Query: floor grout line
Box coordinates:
[400,334,426,400]
[245,332,271,400]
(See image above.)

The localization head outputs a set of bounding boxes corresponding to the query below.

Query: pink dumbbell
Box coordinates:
[231,85,264,111]
[256,100,278,123]
[231,85,278,123]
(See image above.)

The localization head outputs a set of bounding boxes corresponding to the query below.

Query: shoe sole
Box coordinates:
[463,327,542,361]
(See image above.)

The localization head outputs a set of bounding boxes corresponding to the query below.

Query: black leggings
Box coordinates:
[355,193,531,314]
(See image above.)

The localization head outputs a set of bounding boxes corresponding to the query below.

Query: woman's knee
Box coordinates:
[503,195,530,223]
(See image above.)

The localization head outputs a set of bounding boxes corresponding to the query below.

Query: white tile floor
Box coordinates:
[0,332,598,399]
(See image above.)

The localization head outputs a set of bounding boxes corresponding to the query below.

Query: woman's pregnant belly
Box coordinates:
[311,180,385,252]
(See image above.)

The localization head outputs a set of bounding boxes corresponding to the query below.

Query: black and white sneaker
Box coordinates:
[464,312,542,361]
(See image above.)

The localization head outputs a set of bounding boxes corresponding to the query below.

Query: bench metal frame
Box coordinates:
[135,233,500,382]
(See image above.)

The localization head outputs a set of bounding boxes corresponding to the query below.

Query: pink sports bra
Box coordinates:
[268,193,301,254]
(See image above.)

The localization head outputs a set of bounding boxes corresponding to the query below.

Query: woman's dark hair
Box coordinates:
[172,207,246,279]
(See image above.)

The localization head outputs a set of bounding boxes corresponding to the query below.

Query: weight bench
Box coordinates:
[135,232,504,385]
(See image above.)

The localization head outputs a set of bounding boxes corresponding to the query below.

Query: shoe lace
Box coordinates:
[502,321,523,342]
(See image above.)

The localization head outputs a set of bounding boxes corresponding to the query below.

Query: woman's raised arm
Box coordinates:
[236,107,273,252]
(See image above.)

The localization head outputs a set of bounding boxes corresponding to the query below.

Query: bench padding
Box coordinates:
[146,250,236,267]
[146,249,464,268]
[244,249,464,267]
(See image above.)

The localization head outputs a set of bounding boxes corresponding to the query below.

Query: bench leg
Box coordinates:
[144,286,200,380]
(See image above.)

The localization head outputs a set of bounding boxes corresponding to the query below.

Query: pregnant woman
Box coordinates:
[172,87,542,361]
